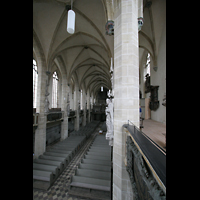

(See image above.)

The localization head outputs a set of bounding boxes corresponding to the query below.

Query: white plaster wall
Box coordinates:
[150,22,166,124]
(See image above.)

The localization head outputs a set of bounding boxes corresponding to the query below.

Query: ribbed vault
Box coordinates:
[33,0,114,97]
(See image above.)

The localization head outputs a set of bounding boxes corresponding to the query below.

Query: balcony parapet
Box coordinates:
[123,122,166,200]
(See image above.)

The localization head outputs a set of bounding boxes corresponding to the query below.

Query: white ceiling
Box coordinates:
[33,0,113,95]
[33,0,166,96]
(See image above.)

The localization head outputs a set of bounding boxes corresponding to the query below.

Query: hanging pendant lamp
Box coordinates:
[67,0,75,34]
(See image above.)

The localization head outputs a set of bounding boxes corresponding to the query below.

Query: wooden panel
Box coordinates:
[145,98,151,119]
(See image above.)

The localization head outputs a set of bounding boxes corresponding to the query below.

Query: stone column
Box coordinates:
[82,91,87,126]
[34,113,47,159]
[34,61,47,159]
[113,0,139,199]
[87,92,91,123]
[74,86,80,131]
[60,76,69,141]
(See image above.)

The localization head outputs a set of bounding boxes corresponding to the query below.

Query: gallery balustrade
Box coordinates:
[123,121,166,200]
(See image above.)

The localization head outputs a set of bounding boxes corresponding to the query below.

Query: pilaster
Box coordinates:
[60,76,69,141]
[34,113,47,158]
[34,57,47,158]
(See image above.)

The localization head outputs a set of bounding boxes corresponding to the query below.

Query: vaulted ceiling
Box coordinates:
[139,0,166,70]
[33,0,165,96]
[33,0,114,96]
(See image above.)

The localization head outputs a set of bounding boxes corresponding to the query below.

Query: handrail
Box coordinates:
[127,120,166,154]
[127,119,134,126]
[124,121,166,195]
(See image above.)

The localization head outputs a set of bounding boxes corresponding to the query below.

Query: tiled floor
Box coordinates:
[33,127,100,200]
[142,119,166,151]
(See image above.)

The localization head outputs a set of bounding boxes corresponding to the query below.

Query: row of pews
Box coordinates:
[68,134,111,200]
[70,120,100,138]
[33,121,100,190]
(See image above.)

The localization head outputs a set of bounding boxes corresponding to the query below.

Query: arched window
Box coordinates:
[52,71,59,108]
[144,53,151,94]
[80,90,83,110]
[33,59,38,108]
[146,53,150,75]
[144,53,150,81]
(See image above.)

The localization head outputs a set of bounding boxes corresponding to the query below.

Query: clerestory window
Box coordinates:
[144,53,151,81]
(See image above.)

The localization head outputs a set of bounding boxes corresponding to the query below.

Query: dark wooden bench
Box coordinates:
[43,151,71,161]
[70,176,110,191]
[86,151,111,158]
[33,169,54,184]
[84,154,111,161]
[47,148,74,157]
[75,168,111,180]
[39,155,67,168]
[33,163,59,177]
[33,158,64,172]
[78,163,111,172]
[81,158,111,166]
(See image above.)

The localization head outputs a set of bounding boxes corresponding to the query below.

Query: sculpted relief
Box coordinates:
[105,58,114,146]
[105,98,114,146]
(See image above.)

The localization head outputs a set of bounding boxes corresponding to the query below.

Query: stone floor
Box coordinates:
[33,125,101,200]
[142,119,166,152]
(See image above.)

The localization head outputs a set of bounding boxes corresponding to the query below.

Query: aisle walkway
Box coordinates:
[33,124,101,200]
[142,119,166,151]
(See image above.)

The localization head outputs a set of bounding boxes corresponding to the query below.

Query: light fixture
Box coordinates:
[67,0,75,34]
[101,86,103,92]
